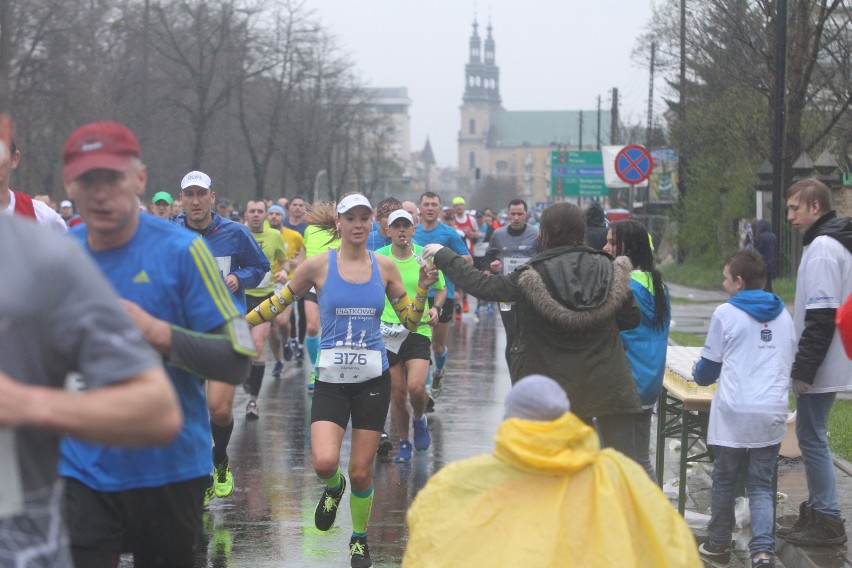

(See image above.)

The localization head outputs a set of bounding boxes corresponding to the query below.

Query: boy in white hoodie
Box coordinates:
[694,250,796,568]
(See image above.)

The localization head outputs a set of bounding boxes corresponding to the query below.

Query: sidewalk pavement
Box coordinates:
[667,282,729,304]
[668,283,727,335]
[774,457,852,568]
[672,437,852,568]
[665,283,851,567]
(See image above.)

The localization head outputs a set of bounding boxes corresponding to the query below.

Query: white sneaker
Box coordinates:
[246,400,259,420]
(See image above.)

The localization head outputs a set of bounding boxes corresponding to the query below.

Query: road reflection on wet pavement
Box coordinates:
[194,309,510,567]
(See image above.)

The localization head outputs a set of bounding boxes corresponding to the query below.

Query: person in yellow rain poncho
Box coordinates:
[403,374,701,568]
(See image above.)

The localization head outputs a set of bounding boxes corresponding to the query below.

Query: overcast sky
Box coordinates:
[308,1,659,168]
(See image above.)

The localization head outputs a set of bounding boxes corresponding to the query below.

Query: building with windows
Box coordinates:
[458,20,614,205]
[363,87,412,162]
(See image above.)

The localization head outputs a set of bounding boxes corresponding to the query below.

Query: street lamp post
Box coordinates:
[813,150,841,190]
[754,159,773,221]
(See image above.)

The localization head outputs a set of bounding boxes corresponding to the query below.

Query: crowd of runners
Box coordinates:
[2,116,850,568]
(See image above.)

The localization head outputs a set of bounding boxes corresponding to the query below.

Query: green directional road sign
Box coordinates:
[551,150,607,197]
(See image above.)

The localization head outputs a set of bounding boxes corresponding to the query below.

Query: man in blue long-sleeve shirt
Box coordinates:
[173,170,269,506]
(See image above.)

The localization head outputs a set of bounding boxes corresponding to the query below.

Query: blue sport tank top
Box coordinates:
[318,249,388,381]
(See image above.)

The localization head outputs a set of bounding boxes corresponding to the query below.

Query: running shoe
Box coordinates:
[213,462,234,498]
[294,343,304,364]
[245,400,259,420]
[307,369,317,393]
[377,431,392,456]
[425,396,435,413]
[272,361,283,379]
[412,417,431,450]
[698,542,731,566]
[454,302,462,320]
[462,297,469,313]
[203,482,215,509]
[349,535,372,568]
[283,339,294,361]
[751,557,775,568]
[431,368,445,397]
[395,440,413,462]
[314,476,347,531]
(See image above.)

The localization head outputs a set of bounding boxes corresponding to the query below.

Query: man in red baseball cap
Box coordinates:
[62,121,142,183]
[59,121,255,566]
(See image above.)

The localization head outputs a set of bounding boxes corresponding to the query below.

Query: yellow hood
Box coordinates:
[404,413,700,568]
[493,413,598,475]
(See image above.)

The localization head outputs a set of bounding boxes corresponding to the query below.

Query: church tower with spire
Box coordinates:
[458,18,502,186]
[455,16,615,206]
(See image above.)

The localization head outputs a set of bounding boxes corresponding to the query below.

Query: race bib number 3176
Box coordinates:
[318,347,382,383]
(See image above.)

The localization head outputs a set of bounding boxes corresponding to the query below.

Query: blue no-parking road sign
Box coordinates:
[615,145,653,185]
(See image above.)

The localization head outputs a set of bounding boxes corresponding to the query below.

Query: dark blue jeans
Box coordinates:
[708,444,780,555]
[796,392,841,517]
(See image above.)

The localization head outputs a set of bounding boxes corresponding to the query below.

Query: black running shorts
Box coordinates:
[386,332,432,367]
[310,372,391,431]
[245,292,273,313]
[63,475,207,566]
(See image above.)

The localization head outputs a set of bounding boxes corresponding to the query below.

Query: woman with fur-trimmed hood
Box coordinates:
[422,202,643,460]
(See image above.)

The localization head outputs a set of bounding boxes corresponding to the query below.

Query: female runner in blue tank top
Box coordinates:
[246,194,438,567]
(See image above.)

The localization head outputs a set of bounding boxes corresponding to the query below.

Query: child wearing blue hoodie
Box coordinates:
[694,250,796,568]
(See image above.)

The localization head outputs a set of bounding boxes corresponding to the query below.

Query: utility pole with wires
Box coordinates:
[578,111,583,150]
[610,88,619,146]
[596,95,602,150]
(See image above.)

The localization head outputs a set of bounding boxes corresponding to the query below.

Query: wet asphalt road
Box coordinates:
[195,306,511,568]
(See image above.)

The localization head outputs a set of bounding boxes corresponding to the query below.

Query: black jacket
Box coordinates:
[584,202,608,250]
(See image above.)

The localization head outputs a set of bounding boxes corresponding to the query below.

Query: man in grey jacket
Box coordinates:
[486,198,539,367]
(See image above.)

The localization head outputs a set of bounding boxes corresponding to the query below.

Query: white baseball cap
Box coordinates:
[180,170,212,190]
[60,200,73,208]
[387,209,413,226]
[336,194,373,214]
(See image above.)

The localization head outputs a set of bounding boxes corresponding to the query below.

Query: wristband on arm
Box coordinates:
[391,286,429,331]
[246,283,299,326]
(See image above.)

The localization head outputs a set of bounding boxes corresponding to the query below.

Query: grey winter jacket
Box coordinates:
[433,245,642,418]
